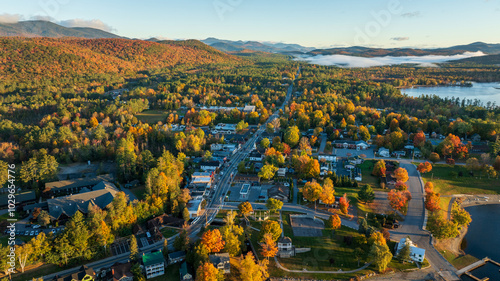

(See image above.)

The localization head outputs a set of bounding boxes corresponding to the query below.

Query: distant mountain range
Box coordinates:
[0,20,122,39]
[201,37,316,53]
[1,21,500,62]
[307,42,500,57]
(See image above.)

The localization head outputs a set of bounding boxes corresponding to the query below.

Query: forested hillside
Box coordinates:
[0,37,241,92]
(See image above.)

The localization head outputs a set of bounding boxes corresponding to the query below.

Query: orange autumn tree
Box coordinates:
[260,233,278,260]
[425,192,441,212]
[201,229,225,253]
[339,193,350,215]
[413,131,426,147]
[388,190,411,211]
[417,162,433,174]
[196,262,222,281]
[393,167,409,183]
[424,182,434,194]
[326,214,341,230]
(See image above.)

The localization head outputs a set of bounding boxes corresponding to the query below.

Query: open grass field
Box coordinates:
[160,227,179,239]
[420,164,500,195]
[129,185,146,200]
[136,110,168,123]
[359,160,381,188]
[149,262,181,281]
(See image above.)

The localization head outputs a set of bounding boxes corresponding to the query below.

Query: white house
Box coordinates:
[199,161,221,172]
[318,155,337,162]
[395,238,426,263]
[187,199,204,218]
[243,105,256,113]
[378,147,390,158]
[277,168,287,177]
[212,123,237,134]
[249,151,263,162]
[277,237,295,258]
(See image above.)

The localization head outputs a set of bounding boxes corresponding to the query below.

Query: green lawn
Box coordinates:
[149,263,181,281]
[420,164,500,195]
[129,185,147,200]
[438,250,479,270]
[7,263,60,281]
[160,227,179,239]
[359,160,381,188]
[136,110,168,123]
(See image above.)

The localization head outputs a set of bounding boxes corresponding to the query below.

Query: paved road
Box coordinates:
[292,178,298,205]
[389,160,460,281]
[187,67,300,239]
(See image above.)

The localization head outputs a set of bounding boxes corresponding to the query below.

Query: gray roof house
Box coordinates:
[48,181,119,220]
[209,253,230,274]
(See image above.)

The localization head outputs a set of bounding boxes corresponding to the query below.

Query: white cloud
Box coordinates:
[391,37,410,41]
[58,19,115,32]
[0,13,24,23]
[295,52,486,68]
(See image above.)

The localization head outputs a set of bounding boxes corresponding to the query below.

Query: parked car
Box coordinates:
[24,231,29,235]
[35,230,39,236]
[51,229,57,234]
[30,231,34,236]
[33,225,41,229]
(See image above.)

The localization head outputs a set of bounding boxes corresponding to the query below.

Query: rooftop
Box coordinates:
[142,251,165,267]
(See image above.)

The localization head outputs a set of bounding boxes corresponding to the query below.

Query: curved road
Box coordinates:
[389,160,460,281]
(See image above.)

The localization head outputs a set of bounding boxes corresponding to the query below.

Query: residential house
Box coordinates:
[209,253,230,274]
[199,161,222,172]
[187,199,204,218]
[179,262,193,281]
[146,214,184,231]
[395,238,425,263]
[268,184,290,202]
[277,237,295,258]
[168,251,186,264]
[249,151,264,162]
[53,265,96,281]
[277,168,287,177]
[233,174,260,184]
[243,105,256,113]
[378,147,390,158]
[142,251,166,279]
[107,262,133,281]
[471,134,481,142]
[318,155,337,162]
[212,123,237,134]
[332,140,370,150]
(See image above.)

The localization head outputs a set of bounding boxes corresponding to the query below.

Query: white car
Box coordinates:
[33,224,41,229]
[284,183,290,187]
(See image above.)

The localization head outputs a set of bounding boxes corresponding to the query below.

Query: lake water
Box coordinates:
[460,204,500,281]
[401,82,500,106]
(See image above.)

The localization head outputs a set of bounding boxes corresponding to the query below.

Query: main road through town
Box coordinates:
[187,68,300,238]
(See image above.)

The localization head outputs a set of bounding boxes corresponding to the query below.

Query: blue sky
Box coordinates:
[1,0,499,48]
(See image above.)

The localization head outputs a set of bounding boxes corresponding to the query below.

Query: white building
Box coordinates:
[318,155,337,162]
[187,199,204,218]
[142,251,165,279]
[277,168,287,177]
[395,238,426,263]
[239,184,250,200]
[212,123,237,134]
[243,105,256,113]
[378,147,390,158]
